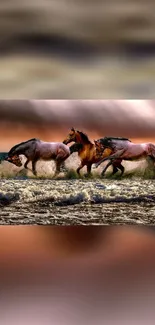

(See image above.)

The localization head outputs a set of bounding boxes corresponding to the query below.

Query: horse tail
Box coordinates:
[148,143,155,158]
[69,143,83,154]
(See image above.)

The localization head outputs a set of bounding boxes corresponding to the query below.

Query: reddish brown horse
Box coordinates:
[63,128,124,176]
[94,137,155,170]
[5,138,71,177]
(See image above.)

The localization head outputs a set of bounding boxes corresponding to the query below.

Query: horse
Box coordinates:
[63,128,125,176]
[94,137,155,170]
[5,138,72,177]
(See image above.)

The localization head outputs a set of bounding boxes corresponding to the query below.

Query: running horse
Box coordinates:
[5,138,72,177]
[63,128,124,176]
[94,136,155,170]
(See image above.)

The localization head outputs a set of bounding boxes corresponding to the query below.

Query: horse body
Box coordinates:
[95,137,155,168]
[6,138,70,176]
[63,128,124,176]
[120,142,155,159]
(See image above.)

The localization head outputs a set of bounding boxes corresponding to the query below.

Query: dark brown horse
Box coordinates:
[63,128,124,176]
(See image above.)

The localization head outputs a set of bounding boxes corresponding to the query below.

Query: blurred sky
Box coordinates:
[0,100,155,150]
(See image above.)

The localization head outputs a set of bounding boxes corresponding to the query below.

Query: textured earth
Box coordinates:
[0,178,155,225]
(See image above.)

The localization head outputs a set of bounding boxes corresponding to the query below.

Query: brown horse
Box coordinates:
[5,138,71,177]
[94,137,155,170]
[63,128,124,176]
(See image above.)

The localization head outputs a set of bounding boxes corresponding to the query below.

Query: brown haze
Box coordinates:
[0,100,155,151]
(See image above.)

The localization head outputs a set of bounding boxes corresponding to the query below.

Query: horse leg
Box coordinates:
[54,160,61,177]
[146,156,155,176]
[24,158,30,169]
[117,164,125,176]
[32,159,38,176]
[101,161,113,176]
[112,159,124,177]
[95,149,126,168]
[77,162,85,176]
[60,154,70,172]
[115,162,125,176]
[60,161,66,171]
[84,164,92,178]
[55,151,69,176]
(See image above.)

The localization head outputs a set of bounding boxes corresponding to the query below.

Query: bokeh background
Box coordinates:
[0,226,155,324]
[0,0,155,98]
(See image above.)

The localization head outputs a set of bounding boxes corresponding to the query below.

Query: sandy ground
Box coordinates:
[0,153,155,225]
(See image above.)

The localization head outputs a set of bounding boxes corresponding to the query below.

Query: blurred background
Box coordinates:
[0,0,155,98]
[0,226,155,324]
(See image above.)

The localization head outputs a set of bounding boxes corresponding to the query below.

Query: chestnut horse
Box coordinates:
[63,128,124,176]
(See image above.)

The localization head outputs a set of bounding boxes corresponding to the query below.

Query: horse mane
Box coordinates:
[104,136,131,142]
[77,131,92,144]
[8,138,39,155]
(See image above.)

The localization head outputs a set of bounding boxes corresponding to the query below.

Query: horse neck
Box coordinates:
[10,141,34,155]
[76,132,92,145]
[11,144,25,155]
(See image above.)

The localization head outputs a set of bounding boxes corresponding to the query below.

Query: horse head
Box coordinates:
[5,154,22,167]
[63,128,77,145]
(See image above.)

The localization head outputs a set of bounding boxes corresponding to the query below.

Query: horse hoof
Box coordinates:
[84,173,91,178]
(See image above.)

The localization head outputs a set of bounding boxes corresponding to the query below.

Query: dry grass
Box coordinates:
[0,152,155,180]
